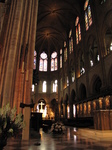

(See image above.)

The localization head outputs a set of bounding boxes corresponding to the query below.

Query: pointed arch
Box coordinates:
[79,83,87,100]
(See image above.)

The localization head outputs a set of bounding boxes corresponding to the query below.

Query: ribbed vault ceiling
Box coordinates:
[35,0,85,54]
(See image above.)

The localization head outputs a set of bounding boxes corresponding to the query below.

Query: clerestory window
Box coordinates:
[39,52,47,72]
[84,0,92,31]
[51,51,58,71]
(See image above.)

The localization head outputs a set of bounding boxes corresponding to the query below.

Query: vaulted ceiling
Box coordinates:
[35,0,85,55]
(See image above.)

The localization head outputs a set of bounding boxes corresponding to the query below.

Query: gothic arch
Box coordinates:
[70,89,76,104]
[79,83,87,100]
[38,98,46,104]
[90,75,102,95]
[50,99,58,113]
[51,98,57,109]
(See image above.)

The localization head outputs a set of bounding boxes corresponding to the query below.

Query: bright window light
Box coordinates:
[110,42,112,51]
[73,104,76,118]
[53,80,57,92]
[97,55,100,61]
[32,84,34,92]
[90,60,93,66]
[43,81,47,92]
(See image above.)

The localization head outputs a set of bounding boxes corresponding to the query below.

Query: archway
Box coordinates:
[79,83,87,100]
[50,99,58,121]
[92,76,102,94]
[63,94,69,119]
[70,89,76,118]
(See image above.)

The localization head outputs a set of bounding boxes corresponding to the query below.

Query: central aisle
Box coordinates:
[4,126,112,150]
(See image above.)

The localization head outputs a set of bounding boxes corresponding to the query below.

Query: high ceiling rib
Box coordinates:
[35,0,85,54]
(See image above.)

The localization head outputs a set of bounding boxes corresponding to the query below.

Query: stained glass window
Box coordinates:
[60,49,62,68]
[69,30,73,54]
[44,59,47,71]
[64,47,67,62]
[84,0,92,31]
[76,28,78,44]
[33,50,37,70]
[64,41,67,62]
[85,12,89,31]
[75,17,81,44]
[78,24,81,41]
[71,37,73,52]
[88,5,92,26]
[55,58,57,70]
[69,30,72,38]
[84,0,89,10]
[51,52,57,71]
[64,41,66,47]
[69,39,72,54]
[51,59,54,71]
[39,52,47,71]
[39,58,43,71]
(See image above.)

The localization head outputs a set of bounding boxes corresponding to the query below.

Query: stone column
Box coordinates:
[22,0,39,140]
[24,0,38,104]
[13,0,32,112]
[0,0,15,105]
[22,107,31,140]
[2,0,24,106]
[70,102,73,119]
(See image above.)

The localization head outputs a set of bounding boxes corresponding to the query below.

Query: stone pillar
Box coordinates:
[0,0,15,105]
[22,0,39,140]
[2,0,24,106]
[0,0,38,140]
[22,107,31,140]
[65,103,67,119]
[70,103,73,119]
[13,0,32,112]
[24,0,38,104]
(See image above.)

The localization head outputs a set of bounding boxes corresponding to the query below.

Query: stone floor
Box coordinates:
[4,127,112,150]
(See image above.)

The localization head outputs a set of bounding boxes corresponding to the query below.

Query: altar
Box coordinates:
[30,112,42,132]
